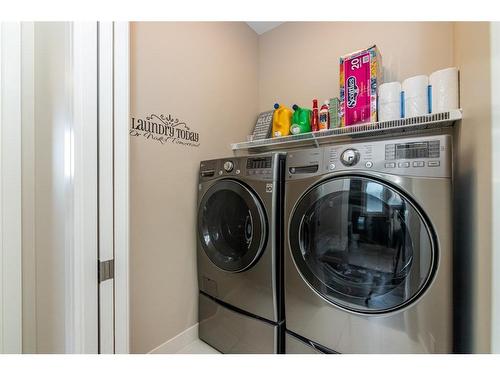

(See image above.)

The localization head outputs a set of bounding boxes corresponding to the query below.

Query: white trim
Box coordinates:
[20,21,36,354]
[98,21,115,354]
[113,21,130,354]
[491,21,500,354]
[148,324,199,354]
[69,21,99,354]
[0,22,23,354]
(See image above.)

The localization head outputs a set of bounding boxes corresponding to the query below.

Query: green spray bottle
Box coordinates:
[290,104,312,135]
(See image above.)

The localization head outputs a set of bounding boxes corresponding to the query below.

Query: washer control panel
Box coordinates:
[286,134,451,180]
[199,155,278,182]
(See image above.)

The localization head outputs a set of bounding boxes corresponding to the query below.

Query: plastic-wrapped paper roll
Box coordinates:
[378,82,402,121]
[379,82,402,103]
[430,67,459,113]
[379,102,402,122]
[402,75,429,117]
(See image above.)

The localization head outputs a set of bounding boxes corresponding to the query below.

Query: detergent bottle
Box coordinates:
[290,105,312,135]
[272,103,293,137]
[318,100,330,130]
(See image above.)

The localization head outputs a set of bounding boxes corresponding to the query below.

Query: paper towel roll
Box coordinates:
[402,75,429,117]
[378,82,402,121]
[379,102,401,122]
[430,67,459,113]
[379,82,402,104]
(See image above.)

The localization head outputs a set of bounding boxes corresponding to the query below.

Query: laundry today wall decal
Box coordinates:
[130,113,201,147]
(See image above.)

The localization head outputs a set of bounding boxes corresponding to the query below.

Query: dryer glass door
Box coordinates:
[198,180,267,272]
[289,176,437,314]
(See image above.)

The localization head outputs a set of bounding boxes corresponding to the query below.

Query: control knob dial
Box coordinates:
[223,161,234,172]
[340,148,360,167]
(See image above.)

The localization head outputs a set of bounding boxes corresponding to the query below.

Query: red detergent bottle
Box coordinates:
[311,99,319,132]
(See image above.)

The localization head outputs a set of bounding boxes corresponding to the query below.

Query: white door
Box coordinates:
[0,21,23,354]
[95,21,131,354]
[98,21,116,354]
[0,21,129,354]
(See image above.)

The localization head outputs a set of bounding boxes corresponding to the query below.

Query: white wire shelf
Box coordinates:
[232,109,462,153]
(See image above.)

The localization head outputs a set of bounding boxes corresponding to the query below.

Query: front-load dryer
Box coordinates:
[197,153,285,353]
[284,134,453,353]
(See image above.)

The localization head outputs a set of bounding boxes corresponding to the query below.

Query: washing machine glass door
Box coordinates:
[198,180,267,272]
[289,176,437,314]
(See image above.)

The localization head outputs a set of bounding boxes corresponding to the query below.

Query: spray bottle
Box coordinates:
[319,100,330,130]
[311,99,319,132]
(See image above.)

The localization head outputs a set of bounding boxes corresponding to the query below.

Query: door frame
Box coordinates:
[113,21,130,354]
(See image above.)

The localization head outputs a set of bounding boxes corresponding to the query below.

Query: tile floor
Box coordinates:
[176,339,220,354]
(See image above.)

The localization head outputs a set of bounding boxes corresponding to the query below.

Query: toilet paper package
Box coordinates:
[429,67,460,113]
[402,75,429,118]
[339,45,382,126]
[378,82,402,121]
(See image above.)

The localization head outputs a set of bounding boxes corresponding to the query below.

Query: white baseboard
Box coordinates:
[148,323,199,354]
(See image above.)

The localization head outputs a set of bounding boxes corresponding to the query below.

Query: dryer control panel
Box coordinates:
[287,134,452,180]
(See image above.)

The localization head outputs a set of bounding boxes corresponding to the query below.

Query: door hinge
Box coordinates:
[99,259,114,283]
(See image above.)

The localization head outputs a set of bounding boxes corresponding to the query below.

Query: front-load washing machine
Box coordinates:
[284,134,453,353]
[197,153,285,353]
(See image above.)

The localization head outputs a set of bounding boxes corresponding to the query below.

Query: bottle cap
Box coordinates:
[292,104,298,111]
[274,103,280,109]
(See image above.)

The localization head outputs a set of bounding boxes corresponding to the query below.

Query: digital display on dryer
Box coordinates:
[386,141,440,160]
[247,157,272,169]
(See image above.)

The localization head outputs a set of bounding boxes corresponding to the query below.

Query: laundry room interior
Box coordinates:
[129,21,498,354]
[2,16,499,359]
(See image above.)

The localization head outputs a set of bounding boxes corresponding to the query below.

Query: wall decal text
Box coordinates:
[130,114,200,147]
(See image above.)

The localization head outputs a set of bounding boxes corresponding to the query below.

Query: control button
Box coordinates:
[218,170,223,175]
[289,167,296,174]
[398,162,410,168]
[428,161,440,167]
[413,161,425,167]
[223,161,234,172]
[340,148,360,167]
[329,163,336,170]
[385,162,396,168]
[235,169,241,174]
[365,161,373,168]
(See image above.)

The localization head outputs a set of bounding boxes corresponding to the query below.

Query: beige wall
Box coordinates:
[453,22,493,353]
[130,22,259,353]
[258,22,454,111]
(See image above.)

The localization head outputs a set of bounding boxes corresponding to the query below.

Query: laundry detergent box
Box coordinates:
[339,45,382,126]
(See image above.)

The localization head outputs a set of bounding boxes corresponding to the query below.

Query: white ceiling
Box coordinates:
[246,22,283,35]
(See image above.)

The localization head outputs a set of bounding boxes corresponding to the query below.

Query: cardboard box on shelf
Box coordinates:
[339,45,382,126]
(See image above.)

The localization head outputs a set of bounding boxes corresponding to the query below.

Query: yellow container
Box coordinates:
[272,103,292,137]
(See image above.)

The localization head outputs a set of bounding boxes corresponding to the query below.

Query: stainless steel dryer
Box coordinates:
[197,153,285,353]
[284,134,453,353]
